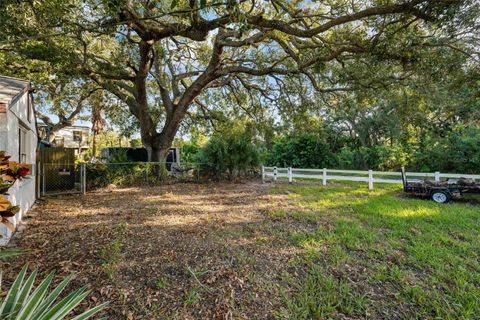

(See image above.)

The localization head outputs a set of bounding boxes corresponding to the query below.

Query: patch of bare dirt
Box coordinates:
[1,181,302,319]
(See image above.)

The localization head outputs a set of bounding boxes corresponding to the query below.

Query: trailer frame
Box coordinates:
[401,167,480,203]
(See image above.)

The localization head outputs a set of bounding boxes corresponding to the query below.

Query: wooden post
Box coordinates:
[322,168,327,186]
[368,170,374,190]
[435,171,440,182]
[273,166,277,181]
[288,167,293,183]
[261,165,265,183]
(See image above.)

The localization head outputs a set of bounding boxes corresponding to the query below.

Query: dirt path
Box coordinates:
[1,181,298,319]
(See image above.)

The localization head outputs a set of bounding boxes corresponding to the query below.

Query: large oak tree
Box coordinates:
[0,0,470,160]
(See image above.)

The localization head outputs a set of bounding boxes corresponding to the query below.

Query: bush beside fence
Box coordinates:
[85,162,201,189]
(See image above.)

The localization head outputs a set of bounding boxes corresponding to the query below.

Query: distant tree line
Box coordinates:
[183,122,479,178]
[264,126,480,174]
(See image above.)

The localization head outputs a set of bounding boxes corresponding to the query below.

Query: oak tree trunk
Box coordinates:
[147,129,178,163]
[149,145,169,163]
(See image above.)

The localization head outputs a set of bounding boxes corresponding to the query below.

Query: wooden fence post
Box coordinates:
[368,170,374,190]
[273,166,277,181]
[288,167,293,183]
[435,171,440,182]
[261,165,265,183]
[322,168,327,186]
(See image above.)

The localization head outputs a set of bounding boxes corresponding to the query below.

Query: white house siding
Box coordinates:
[0,113,7,151]
[53,126,89,150]
[0,178,36,245]
[0,80,37,245]
[6,93,37,164]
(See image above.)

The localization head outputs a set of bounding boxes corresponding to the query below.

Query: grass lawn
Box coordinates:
[270,182,480,319]
[1,181,479,319]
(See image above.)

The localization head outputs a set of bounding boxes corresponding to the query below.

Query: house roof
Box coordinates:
[37,123,91,130]
[0,75,30,105]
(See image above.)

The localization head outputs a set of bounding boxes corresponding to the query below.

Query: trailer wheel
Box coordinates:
[431,191,450,204]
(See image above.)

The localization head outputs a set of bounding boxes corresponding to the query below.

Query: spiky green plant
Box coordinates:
[0,265,107,319]
[0,250,24,260]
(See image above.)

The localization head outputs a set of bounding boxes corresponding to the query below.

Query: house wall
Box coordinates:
[0,177,36,245]
[3,93,36,163]
[0,92,37,245]
[53,126,90,150]
[0,113,6,151]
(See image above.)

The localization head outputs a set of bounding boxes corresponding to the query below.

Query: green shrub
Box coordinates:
[336,144,409,170]
[373,144,409,171]
[197,123,260,180]
[180,142,201,164]
[266,133,336,168]
[413,125,480,173]
[106,149,129,163]
[86,162,171,188]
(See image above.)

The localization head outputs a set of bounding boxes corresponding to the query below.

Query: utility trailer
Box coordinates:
[401,168,480,203]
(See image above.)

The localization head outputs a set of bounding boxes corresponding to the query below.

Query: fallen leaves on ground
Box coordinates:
[1,181,300,319]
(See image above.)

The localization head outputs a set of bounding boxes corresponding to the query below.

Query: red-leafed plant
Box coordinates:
[0,151,30,231]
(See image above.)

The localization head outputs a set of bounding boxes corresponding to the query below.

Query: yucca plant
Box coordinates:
[0,265,107,319]
[0,249,24,260]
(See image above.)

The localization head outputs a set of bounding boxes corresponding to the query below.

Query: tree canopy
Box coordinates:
[1,0,477,162]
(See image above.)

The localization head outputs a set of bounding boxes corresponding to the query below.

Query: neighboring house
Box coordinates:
[38,124,90,157]
[0,75,37,245]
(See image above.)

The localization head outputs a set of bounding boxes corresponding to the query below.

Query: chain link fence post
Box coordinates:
[82,163,86,195]
[41,163,46,197]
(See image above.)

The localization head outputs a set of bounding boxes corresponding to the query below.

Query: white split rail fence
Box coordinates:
[261,166,480,190]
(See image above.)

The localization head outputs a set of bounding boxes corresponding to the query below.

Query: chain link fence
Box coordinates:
[38,161,261,195]
[85,162,202,190]
[38,163,86,196]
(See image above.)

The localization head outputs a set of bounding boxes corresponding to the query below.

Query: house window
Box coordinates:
[73,131,82,142]
[18,127,27,163]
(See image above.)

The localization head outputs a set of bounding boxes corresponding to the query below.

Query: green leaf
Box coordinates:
[71,302,110,320]
[0,268,107,320]
[37,287,88,320]
[45,289,90,320]
[31,273,74,320]
[16,273,54,320]
[12,269,38,314]
[0,265,28,315]
[0,249,25,260]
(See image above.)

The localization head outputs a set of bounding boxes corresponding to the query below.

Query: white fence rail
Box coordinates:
[261,166,480,190]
